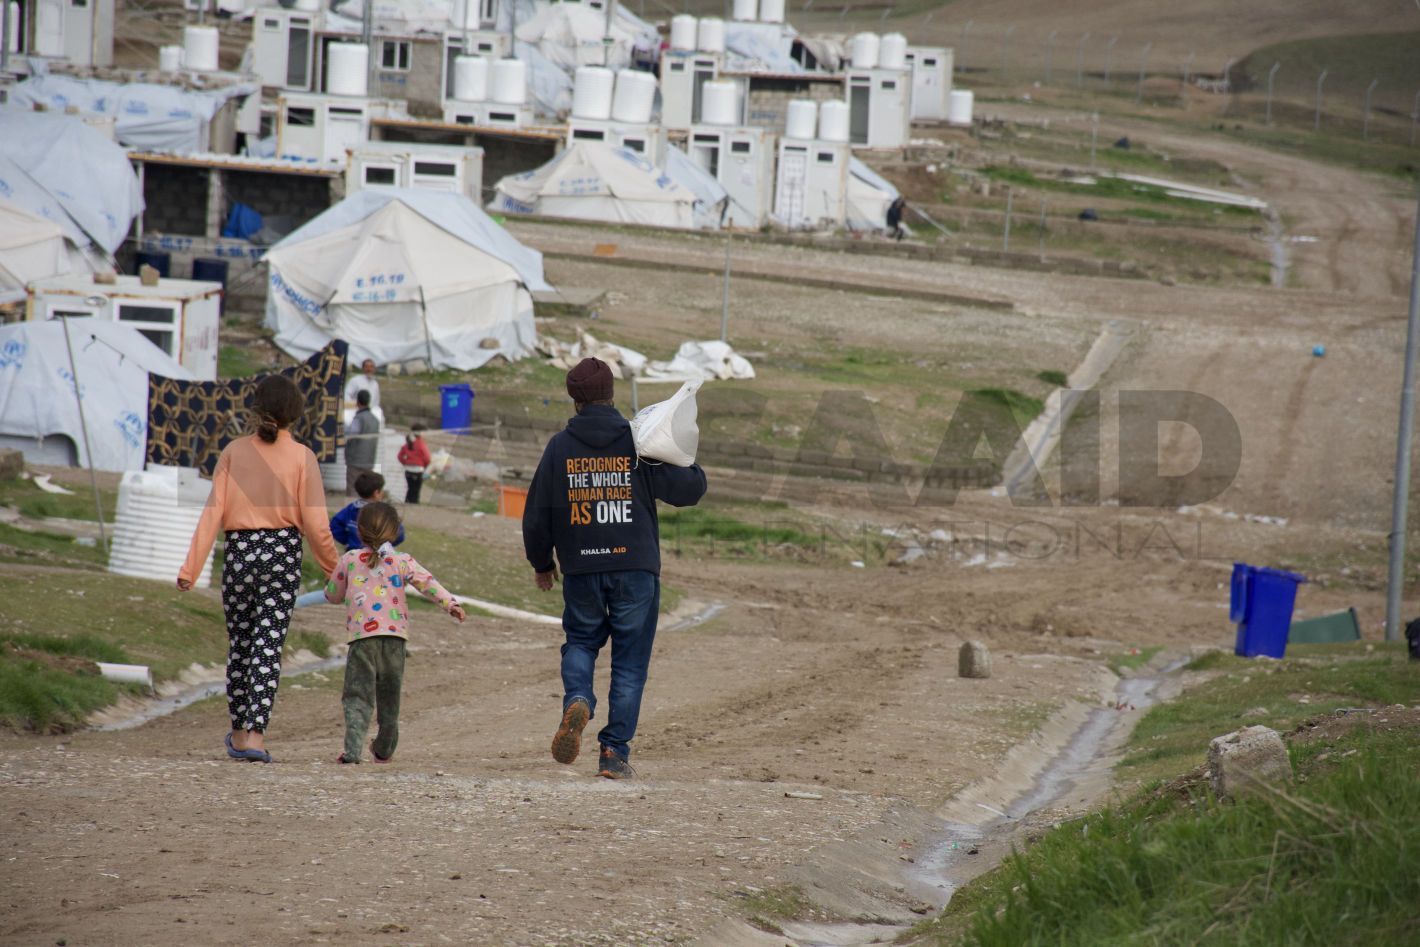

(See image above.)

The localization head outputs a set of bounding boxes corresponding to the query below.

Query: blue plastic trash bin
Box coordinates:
[439,383,475,433]
[1230,562,1307,658]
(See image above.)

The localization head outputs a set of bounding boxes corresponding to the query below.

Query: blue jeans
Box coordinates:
[560,570,660,760]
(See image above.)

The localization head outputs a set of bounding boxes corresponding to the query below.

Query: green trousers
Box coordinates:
[342,636,407,762]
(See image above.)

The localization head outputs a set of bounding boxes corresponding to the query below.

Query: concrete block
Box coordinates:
[0,448,23,481]
[1208,725,1292,801]
[958,641,991,679]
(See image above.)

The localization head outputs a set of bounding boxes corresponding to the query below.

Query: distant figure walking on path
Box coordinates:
[887,196,907,241]
[177,375,339,763]
[345,389,380,497]
[397,424,432,504]
[522,358,707,778]
[344,358,381,411]
[326,501,465,764]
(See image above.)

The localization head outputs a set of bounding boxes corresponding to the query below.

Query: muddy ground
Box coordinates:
[2,94,1415,944]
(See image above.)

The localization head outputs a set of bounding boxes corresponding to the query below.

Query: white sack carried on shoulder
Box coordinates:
[630,380,702,466]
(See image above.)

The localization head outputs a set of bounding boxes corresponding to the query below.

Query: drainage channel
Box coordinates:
[779,657,1187,946]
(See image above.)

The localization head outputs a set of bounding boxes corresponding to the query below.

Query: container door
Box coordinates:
[691,64,715,124]
[849,79,871,145]
[286,16,312,89]
[775,146,807,227]
[323,106,365,162]
[34,0,63,57]
[691,133,719,178]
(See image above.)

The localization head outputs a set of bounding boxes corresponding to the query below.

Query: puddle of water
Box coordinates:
[94,655,346,732]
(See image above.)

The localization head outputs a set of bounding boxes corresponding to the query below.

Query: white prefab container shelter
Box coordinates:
[489,142,700,230]
[904,46,952,121]
[845,67,910,149]
[108,466,215,589]
[251,7,319,90]
[346,141,485,203]
[278,93,407,164]
[774,137,849,229]
[264,188,549,371]
[26,275,222,381]
[566,118,667,164]
[29,0,115,67]
[686,124,776,229]
[660,50,721,131]
[0,318,194,473]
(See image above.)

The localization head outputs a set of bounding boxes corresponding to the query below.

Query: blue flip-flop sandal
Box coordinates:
[225,732,272,763]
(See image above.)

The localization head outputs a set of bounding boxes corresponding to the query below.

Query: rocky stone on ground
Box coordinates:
[959,641,992,679]
[0,448,22,481]
[1208,725,1293,801]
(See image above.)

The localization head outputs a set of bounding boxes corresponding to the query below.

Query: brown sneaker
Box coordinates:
[551,698,591,764]
[596,746,637,780]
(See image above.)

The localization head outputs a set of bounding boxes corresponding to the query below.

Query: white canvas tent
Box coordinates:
[0,319,193,472]
[0,199,75,304]
[264,188,549,371]
[489,143,700,230]
[846,157,901,232]
[514,2,647,72]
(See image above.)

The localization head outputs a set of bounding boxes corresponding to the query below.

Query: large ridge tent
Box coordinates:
[264,188,550,371]
[0,199,74,304]
[489,143,702,230]
[847,157,901,233]
[0,319,193,471]
[0,110,142,270]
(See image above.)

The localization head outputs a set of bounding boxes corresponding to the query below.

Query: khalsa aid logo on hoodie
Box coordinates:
[564,455,634,526]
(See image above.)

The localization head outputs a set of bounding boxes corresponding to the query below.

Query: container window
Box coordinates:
[116,302,180,359]
[923,58,937,67]
[413,161,457,176]
[363,166,398,185]
[731,141,751,154]
[380,40,412,72]
[623,138,645,152]
[287,107,315,127]
[881,80,896,90]
[572,128,605,140]
[816,151,835,164]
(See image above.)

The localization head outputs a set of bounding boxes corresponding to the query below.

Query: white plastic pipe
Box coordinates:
[98,663,154,688]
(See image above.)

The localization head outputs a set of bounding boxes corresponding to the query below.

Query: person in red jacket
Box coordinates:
[397,423,432,504]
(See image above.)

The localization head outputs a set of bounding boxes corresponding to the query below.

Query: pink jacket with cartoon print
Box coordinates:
[325,545,459,642]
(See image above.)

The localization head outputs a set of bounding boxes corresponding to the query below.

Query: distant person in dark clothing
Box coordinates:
[522,357,707,779]
[345,389,380,497]
[887,196,907,241]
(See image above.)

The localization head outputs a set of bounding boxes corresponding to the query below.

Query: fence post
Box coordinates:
[1000,24,1015,80]
[1002,187,1013,252]
[1412,87,1420,147]
[1135,42,1151,103]
[1075,32,1090,88]
[1044,29,1057,85]
[1103,34,1117,84]
[1314,68,1328,133]
[1265,61,1280,124]
[1364,78,1379,140]
[959,20,972,75]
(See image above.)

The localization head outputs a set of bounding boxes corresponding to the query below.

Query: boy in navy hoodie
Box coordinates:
[523,358,707,779]
[330,471,406,551]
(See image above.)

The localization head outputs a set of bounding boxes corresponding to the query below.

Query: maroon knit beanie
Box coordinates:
[566,357,614,403]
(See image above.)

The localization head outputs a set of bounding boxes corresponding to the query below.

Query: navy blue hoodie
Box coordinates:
[522,405,707,576]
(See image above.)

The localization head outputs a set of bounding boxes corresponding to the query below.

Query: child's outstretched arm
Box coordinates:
[325,555,350,605]
[405,557,465,623]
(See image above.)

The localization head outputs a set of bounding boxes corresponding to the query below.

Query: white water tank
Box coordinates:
[492,58,528,104]
[159,44,184,73]
[453,0,480,30]
[732,0,756,21]
[572,66,615,120]
[850,32,880,70]
[700,80,739,126]
[697,17,725,54]
[5,2,18,53]
[294,0,321,10]
[453,55,490,103]
[880,33,908,70]
[819,99,850,142]
[183,25,219,72]
[612,69,657,123]
[670,14,697,52]
[759,0,785,23]
[327,42,370,97]
[108,466,214,589]
[785,98,817,140]
[947,88,974,126]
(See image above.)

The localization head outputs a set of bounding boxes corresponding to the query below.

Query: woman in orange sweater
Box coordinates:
[177,375,340,763]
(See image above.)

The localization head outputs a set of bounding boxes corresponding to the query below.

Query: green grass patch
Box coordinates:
[980,166,1261,217]
[0,658,131,733]
[217,343,271,380]
[1107,645,1163,675]
[0,521,106,569]
[733,883,816,934]
[2,631,130,664]
[1035,369,1068,387]
[968,388,1044,428]
[0,477,116,521]
[285,629,332,659]
[1122,645,1416,789]
[919,645,1420,946]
